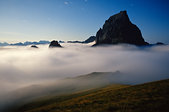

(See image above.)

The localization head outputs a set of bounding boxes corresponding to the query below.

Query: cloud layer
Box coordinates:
[0,43,169,95]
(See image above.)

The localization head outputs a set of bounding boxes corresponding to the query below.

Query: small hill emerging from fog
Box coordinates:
[13,79,169,112]
[49,40,62,48]
[94,11,148,46]
[0,72,122,111]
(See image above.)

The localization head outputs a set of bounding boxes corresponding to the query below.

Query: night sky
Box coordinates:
[0,0,169,43]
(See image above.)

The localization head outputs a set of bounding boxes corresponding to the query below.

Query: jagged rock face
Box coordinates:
[95,11,148,46]
[49,40,62,48]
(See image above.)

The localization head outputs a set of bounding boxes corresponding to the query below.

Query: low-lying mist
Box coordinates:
[0,43,169,110]
[1,43,169,92]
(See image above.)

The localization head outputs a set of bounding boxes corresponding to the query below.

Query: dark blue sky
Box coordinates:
[0,0,169,43]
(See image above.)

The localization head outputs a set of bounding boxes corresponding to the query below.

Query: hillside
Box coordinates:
[8,72,121,100]
[12,79,169,112]
[1,72,122,111]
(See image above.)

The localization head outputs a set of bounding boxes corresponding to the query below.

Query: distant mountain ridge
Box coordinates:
[0,40,50,46]
[0,37,96,46]
[67,36,96,44]
[83,36,96,43]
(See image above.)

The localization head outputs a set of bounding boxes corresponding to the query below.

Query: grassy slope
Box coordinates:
[15,79,169,112]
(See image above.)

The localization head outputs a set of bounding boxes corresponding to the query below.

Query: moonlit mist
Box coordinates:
[0,43,169,94]
[0,43,169,111]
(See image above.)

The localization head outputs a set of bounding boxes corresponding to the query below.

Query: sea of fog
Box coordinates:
[0,43,169,95]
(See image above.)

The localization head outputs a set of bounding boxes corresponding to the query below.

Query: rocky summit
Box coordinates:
[49,40,62,48]
[94,11,148,46]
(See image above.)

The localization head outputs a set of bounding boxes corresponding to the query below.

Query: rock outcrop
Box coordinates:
[49,40,62,48]
[94,11,148,46]
[83,36,96,43]
[31,45,38,48]
[156,42,164,45]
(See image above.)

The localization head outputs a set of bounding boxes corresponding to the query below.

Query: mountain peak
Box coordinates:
[94,11,149,46]
[106,10,130,25]
[119,10,127,15]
